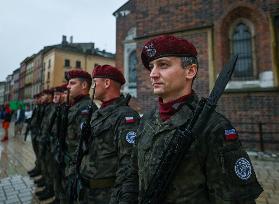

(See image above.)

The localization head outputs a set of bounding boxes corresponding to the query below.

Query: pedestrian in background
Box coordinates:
[1,103,12,142]
[14,104,25,137]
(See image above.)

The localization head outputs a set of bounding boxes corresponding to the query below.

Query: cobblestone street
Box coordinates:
[0,122,278,204]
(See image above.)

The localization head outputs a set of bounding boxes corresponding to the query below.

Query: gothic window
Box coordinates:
[230,21,255,80]
[128,51,137,88]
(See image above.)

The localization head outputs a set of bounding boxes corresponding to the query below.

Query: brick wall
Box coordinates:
[115,0,279,150]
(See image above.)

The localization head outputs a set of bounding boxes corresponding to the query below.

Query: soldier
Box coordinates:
[49,84,68,204]
[27,93,42,177]
[64,70,98,201]
[79,65,140,204]
[123,35,263,203]
[35,88,55,201]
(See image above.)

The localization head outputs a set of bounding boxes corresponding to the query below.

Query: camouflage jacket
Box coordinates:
[30,105,39,130]
[49,103,64,152]
[30,104,44,135]
[123,94,262,204]
[80,95,140,203]
[40,103,57,144]
[65,95,97,176]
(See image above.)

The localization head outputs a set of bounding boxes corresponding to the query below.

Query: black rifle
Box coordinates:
[141,56,238,204]
[70,85,97,202]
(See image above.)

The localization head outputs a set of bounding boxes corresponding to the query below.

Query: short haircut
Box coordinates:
[181,56,199,69]
[77,77,92,90]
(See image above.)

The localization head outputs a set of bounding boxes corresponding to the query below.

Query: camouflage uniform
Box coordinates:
[29,104,41,172]
[38,102,56,191]
[64,95,98,195]
[49,103,67,202]
[124,94,263,204]
[80,95,140,204]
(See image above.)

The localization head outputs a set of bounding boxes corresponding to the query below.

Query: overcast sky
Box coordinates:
[0,0,128,81]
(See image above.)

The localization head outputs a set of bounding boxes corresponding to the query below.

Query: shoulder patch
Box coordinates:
[126,131,136,144]
[234,157,252,180]
[224,128,238,141]
[125,116,136,124]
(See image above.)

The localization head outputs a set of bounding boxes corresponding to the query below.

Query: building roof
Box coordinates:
[113,0,131,16]
[43,42,115,59]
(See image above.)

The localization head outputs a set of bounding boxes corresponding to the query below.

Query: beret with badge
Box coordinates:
[92,65,126,85]
[141,35,198,70]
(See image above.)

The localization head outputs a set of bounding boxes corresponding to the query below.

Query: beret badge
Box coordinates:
[144,43,157,58]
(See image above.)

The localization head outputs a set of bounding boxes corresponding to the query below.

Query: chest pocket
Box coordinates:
[91,118,116,157]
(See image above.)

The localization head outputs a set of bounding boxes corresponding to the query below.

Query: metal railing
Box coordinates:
[232,122,279,152]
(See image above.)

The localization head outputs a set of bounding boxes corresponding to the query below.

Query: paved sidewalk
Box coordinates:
[0,122,52,204]
[0,175,35,204]
[0,122,279,203]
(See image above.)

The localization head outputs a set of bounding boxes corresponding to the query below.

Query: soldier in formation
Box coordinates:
[79,65,140,203]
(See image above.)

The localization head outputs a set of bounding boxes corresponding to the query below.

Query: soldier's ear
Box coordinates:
[81,81,89,90]
[104,79,111,89]
[185,64,197,80]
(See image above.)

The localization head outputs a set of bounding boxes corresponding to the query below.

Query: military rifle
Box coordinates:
[141,56,238,204]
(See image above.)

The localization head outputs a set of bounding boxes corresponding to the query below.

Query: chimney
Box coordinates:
[70,36,73,44]
[62,35,67,45]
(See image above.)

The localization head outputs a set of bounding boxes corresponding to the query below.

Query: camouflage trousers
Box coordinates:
[38,143,53,190]
[50,151,66,201]
[30,131,40,171]
[81,188,112,204]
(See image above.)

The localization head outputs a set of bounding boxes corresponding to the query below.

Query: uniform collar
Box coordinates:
[72,94,90,106]
[100,97,119,109]
[152,93,199,133]
[92,95,126,119]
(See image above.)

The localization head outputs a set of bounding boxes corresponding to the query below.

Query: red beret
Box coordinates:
[42,89,54,95]
[65,70,92,82]
[54,83,68,93]
[92,65,126,85]
[141,35,198,69]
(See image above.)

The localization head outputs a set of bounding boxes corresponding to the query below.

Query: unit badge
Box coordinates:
[126,131,136,144]
[144,43,156,58]
[234,157,252,180]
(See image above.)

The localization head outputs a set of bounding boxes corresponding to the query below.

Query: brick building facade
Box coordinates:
[114,0,279,150]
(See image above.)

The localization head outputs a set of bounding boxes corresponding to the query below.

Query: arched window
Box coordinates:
[128,51,137,88]
[230,22,254,80]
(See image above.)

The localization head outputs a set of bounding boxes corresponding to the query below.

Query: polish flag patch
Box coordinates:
[125,117,136,124]
[224,128,238,141]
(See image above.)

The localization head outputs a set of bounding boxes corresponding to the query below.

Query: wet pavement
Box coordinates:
[0,123,53,204]
[0,122,279,204]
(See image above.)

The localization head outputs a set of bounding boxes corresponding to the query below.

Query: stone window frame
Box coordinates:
[123,27,137,97]
[226,18,274,89]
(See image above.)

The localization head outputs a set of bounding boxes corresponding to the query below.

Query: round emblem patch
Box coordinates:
[126,131,136,144]
[234,157,252,180]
